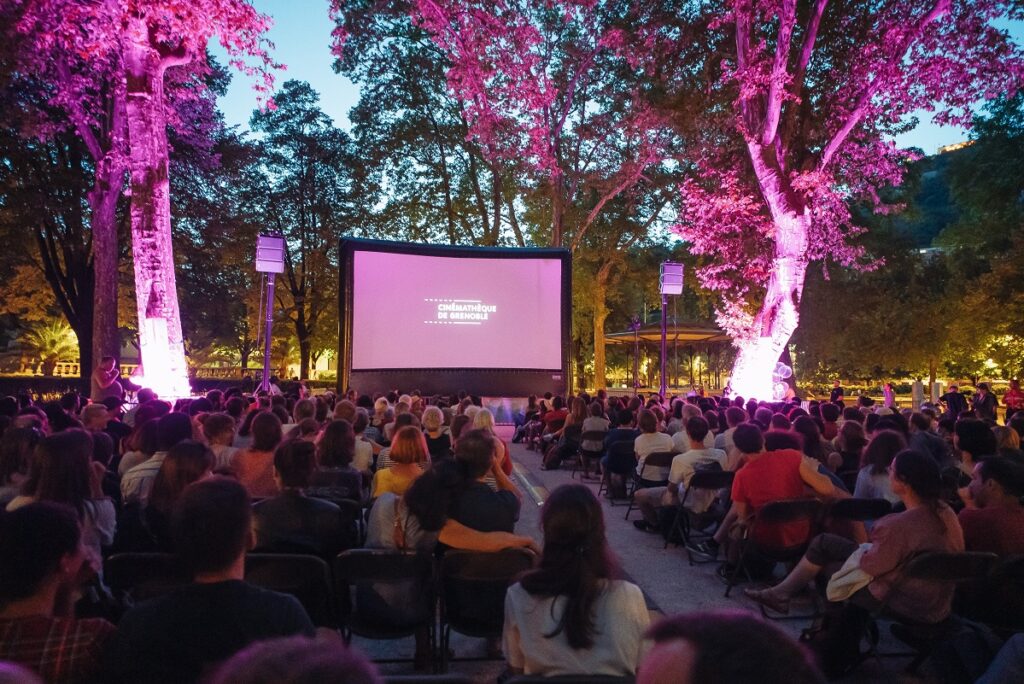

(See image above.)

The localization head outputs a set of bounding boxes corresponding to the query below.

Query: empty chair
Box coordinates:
[438,548,536,671]
[333,549,436,662]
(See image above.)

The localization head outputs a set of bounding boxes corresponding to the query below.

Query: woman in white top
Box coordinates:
[503,484,649,677]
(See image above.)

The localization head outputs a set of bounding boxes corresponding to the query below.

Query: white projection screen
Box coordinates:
[338,239,571,396]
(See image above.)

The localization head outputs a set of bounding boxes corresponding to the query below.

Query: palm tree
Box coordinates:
[20,320,79,375]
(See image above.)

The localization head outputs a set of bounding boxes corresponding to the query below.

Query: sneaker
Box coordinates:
[716,563,743,585]
[686,539,719,558]
[632,519,658,533]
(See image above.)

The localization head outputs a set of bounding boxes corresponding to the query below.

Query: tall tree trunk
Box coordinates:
[729,141,810,400]
[592,260,615,390]
[123,19,191,398]
[89,150,122,387]
[550,174,564,247]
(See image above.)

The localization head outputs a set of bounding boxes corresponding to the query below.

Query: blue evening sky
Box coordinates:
[213,1,1022,155]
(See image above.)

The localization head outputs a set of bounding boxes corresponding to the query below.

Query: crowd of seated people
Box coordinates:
[3,382,1024,682]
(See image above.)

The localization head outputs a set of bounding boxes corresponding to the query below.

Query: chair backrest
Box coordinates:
[104,552,189,603]
[547,419,566,433]
[606,441,637,474]
[384,676,477,684]
[505,677,635,684]
[333,549,435,637]
[902,551,999,583]
[687,469,735,492]
[580,430,608,444]
[828,497,893,522]
[245,553,335,627]
[756,498,824,524]
[440,548,536,639]
[642,451,675,468]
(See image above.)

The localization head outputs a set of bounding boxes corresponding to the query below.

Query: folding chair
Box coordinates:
[572,430,608,480]
[244,553,336,627]
[505,677,635,684]
[104,552,189,604]
[384,677,475,684]
[665,469,735,555]
[874,551,999,673]
[598,441,636,504]
[438,548,536,672]
[624,451,674,520]
[334,549,436,666]
[724,498,824,601]
[827,497,892,522]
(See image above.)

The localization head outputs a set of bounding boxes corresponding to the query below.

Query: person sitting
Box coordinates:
[371,426,427,498]
[671,404,715,451]
[351,409,378,474]
[202,413,239,471]
[0,427,39,508]
[503,484,649,677]
[117,409,164,475]
[541,398,587,470]
[828,420,867,473]
[310,420,364,503]
[0,503,116,684]
[121,412,193,506]
[714,407,747,471]
[375,413,421,470]
[853,430,906,505]
[230,411,283,498]
[632,409,675,483]
[637,610,824,684]
[957,456,1024,555]
[954,418,997,476]
[448,429,522,533]
[103,477,315,683]
[209,636,382,684]
[908,412,950,468]
[633,416,725,533]
[116,440,214,552]
[253,441,350,559]
[7,430,116,563]
[688,427,836,569]
[422,406,452,462]
[745,449,964,620]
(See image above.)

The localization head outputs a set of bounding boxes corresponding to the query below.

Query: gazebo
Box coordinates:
[604,320,732,392]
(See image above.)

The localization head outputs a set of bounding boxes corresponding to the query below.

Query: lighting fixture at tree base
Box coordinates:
[131,316,192,400]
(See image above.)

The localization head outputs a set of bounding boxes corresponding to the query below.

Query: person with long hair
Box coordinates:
[0,427,40,507]
[310,419,364,503]
[853,430,906,504]
[746,449,964,622]
[503,484,648,677]
[229,412,282,498]
[473,408,513,476]
[140,441,214,550]
[7,430,115,561]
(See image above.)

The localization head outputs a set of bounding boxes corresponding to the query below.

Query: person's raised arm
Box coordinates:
[438,518,538,553]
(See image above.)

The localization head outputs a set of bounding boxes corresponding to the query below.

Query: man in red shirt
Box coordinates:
[688,425,835,572]
[0,503,114,684]
[959,457,1024,555]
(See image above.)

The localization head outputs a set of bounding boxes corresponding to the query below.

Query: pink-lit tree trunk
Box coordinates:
[123,18,191,398]
[728,140,810,400]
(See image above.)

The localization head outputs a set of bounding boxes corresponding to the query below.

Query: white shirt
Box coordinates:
[672,430,715,453]
[633,432,675,479]
[669,448,727,513]
[353,439,373,474]
[503,580,649,677]
[209,443,239,471]
[120,451,167,506]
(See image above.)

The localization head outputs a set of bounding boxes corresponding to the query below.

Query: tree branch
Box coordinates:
[762,0,797,145]
[818,0,950,171]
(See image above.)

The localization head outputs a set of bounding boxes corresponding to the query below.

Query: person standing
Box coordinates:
[972,383,998,422]
[882,383,896,409]
[829,381,844,404]
[90,356,123,403]
[1003,380,1024,424]
[940,384,969,419]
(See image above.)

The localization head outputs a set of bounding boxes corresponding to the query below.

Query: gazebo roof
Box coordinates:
[604,320,730,346]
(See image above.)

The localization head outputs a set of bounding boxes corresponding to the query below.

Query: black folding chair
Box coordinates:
[245,553,336,627]
[827,497,893,522]
[104,552,189,604]
[665,469,735,555]
[334,549,436,665]
[725,499,824,601]
[505,677,635,684]
[384,677,476,684]
[874,551,999,673]
[598,441,636,505]
[438,548,536,672]
[572,430,608,480]
[625,451,675,520]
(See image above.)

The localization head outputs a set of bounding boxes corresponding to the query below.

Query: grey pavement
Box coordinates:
[360,430,927,682]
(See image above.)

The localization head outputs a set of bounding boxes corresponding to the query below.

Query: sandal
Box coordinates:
[743,587,791,615]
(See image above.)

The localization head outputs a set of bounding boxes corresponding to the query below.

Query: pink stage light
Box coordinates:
[131,316,191,400]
